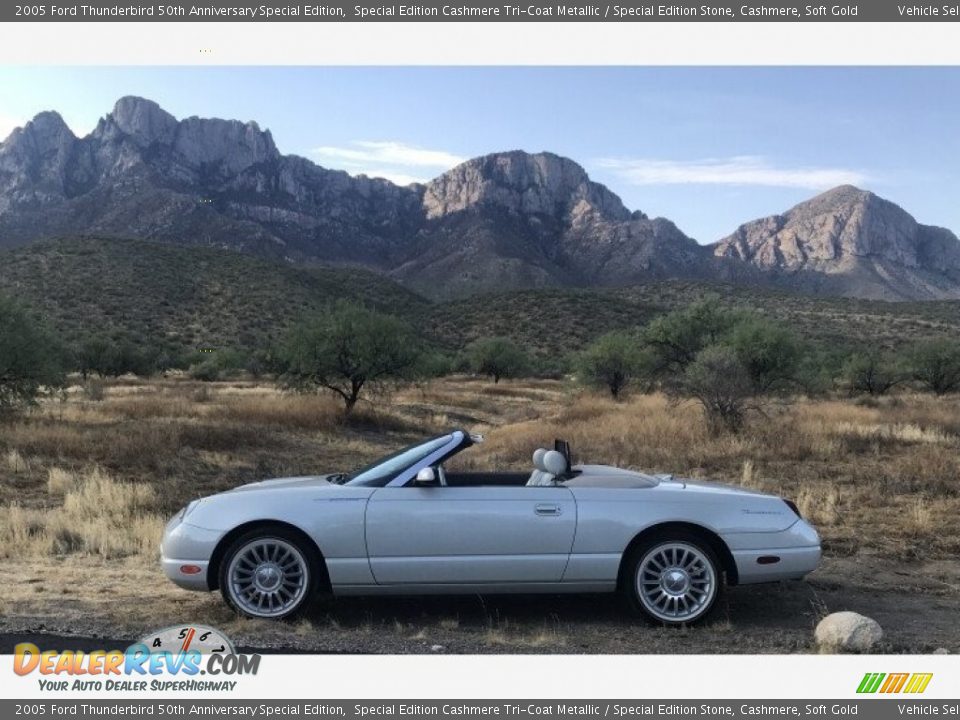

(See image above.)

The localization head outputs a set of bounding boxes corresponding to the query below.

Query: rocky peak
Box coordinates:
[422,150,632,223]
[102,96,179,146]
[94,96,278,174]
[714,185,929,269]
[1,111,76,158]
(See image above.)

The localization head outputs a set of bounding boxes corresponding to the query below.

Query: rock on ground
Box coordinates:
[815,611,883,652]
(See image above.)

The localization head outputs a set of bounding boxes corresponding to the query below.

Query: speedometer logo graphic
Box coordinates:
[139,625,236,654]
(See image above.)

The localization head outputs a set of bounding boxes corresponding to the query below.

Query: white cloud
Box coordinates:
[597,155,869,190]
[309,140,465,184]
[354,169,429,186]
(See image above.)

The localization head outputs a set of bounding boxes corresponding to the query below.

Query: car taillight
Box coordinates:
[783,499,802,518]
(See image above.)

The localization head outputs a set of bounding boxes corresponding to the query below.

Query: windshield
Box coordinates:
[345,434,455,487]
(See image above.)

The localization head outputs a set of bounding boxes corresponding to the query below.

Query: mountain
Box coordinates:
[0,97,713,300]
[0,97,424,266]
[395,151,713,297]
[712,186,960,301]
[2,97,960,301]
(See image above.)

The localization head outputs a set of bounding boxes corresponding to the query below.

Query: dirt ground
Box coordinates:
[1,376,958,654]
[1,555,958,654]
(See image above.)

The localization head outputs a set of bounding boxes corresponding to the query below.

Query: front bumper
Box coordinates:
[160,515,224,592]
[723,519,821,585]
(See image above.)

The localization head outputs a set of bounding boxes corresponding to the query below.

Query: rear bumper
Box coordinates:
[160,517,223,592]
[723,519,821,585]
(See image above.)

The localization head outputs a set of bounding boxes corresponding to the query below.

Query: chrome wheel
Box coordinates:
[226,537,309,618]
[636,541,717,623]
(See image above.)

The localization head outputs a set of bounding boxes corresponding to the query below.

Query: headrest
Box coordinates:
[542,450,567,476]
[532,448,548,471]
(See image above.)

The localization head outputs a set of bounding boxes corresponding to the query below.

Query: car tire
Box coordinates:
[622,531,724,626]
[218,525,320,620]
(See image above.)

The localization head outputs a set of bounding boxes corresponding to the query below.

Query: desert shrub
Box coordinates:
[908,339,960,395]
[464,337,530,384]
[79,337,157,378]
[842,353,903,396]
[83,378,106,401]
[0,295,65,415]
[187,348,247,382]
[577,331,651,400]
[643,299,742,375]
[676,345,756,434]
[188,359,223,382]
[415,351,456,380]
[280,302,420,414]
[641,301,802,431]
[724,317,801,393]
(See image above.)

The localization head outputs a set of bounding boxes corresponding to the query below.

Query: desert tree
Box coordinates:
[643,299,742,376]
[464,337,530,384]
[908,339,960,395]
[577,331,651,400]
[842,352,903,396]
[676,345,756,435]
[646,302,802,432]
[280,302,420,414]
[724,317,801,394]
[0,295,65,415]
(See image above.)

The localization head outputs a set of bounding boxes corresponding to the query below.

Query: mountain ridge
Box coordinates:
[2,96,959,301]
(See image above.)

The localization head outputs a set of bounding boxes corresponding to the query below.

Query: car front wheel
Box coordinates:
[219,527,317,620]
[624,534,722,626]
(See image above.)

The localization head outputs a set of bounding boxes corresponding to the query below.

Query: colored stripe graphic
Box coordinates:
[857,673,885,694]
[904,673,933,694]
[857,672,932,694]
[880,673,909,693]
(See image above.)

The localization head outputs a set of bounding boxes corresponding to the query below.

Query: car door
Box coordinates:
[364,484,577,585]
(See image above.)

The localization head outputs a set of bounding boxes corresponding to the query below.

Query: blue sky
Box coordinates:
[1,67,957,243]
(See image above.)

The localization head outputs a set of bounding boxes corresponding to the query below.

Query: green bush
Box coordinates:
[908,339,960,395]
[677,345,755,435]
[0,295,64,415]
[463,337,530,384]
[577,331,651,400]
[643,301,802,432]
[643,299,742,375]
[280,301,420,414]
[841,353,903,396]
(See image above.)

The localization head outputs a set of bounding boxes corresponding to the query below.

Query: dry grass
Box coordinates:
[1,375,958,579]
[5,448,29,473]
[0,466,163,560]
[219,393,342,431]
[46,467,77,496]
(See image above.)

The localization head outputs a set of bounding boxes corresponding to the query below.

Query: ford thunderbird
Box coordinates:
[161,430,820,625]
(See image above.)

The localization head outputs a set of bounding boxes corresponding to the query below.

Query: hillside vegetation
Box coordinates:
[2,237,960,360]
[0,237,427,354]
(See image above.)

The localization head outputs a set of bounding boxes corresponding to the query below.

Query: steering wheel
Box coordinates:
[436,464,448,487]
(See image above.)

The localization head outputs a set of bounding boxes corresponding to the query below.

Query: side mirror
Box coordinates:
[414,467,437,485]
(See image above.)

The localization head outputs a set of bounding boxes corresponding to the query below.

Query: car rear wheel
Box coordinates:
[623,533,722,626]
[219,526,318,620]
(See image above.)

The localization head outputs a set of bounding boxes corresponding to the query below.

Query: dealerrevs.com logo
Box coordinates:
[857,672,933,694]
[13,625,260,693]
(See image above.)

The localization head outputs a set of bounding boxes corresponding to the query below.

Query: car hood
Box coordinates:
[231,474,339,492]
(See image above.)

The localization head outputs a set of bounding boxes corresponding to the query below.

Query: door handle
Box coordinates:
[535,504,562,516]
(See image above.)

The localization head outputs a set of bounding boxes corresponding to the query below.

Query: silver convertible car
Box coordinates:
[161,430,820,625]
